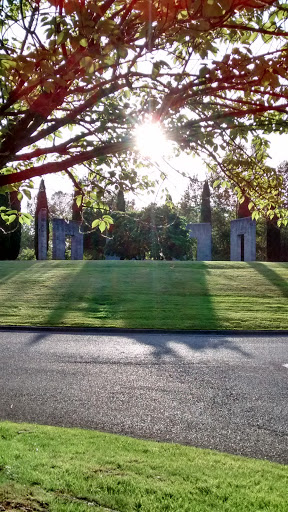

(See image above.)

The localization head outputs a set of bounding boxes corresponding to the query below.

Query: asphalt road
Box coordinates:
[0,330,287,464]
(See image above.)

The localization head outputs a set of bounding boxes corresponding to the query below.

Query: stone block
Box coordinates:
[187,223,212,261]
[52,219,83,260]
[230,217,256,261]
[52,218,66,260]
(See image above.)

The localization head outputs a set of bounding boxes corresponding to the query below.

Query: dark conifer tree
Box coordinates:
[34,179,49,259]
[200,180,211,223]
[116,189,125,212]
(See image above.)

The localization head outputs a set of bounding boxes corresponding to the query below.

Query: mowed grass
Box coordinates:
[0,260,287,329]
[0,421,287,512]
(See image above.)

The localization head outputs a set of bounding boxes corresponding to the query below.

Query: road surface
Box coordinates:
[0,330,287,464]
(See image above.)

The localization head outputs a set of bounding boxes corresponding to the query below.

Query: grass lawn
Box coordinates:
[0,421,287,512]
[0,260,287,329]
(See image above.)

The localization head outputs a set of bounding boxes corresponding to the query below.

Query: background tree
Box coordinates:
[266,160,288,261]
[138,203,193,260]
[49,191,72,219]
[0,0,288,225]
[83,207,107,260]
[105,211,144,260]
[177,176,203,223]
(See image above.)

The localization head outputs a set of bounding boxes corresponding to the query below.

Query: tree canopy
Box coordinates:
[1,0,288,225]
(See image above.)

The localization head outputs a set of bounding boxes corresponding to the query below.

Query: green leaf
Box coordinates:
[23,189,31,200]
[99,221,106,233]
[92,219,100,229]
[57,31,66,45]
[79,38,88,47]
[7,214,16,224]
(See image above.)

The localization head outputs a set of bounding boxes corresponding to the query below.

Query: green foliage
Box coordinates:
[178,177,203,223]
[0,192,21,260]
[0,0,288,220]
[18,248,36,260]
[105,204,193,260]
[0,194,11,259]
[7,191,21,260]
[105,212,145,260]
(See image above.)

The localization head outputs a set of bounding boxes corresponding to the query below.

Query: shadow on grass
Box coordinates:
[0,261,36,284]
[248,262,288,298]
[26,261,252,358]
[27,262,87,345]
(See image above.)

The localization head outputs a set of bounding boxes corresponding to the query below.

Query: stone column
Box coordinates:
[230,217,256,261]
[186,223,212,261]
[52,219,66,260]
[71,233,83,260]
[37,208,48,260]
[69,221,84,260]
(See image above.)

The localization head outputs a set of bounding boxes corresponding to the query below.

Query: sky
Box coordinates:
[28,131,288,212]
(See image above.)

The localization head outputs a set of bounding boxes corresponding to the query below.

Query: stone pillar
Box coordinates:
[37,208,48,260]
[52,218,66,260]
[186,223,212,261]
[71,223,83,260]
[230,217,256,261]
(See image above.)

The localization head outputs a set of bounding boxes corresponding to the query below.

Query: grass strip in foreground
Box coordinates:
[0,422,287,511]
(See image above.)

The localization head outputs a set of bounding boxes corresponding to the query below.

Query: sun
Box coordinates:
[134,120,170,160]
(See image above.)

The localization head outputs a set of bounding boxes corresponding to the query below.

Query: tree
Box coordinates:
[34,179,49,259]
[49,191,72,219]
[105,211,144,259]
[82,207,107,259]
[238,196,251,218]
[7,190,21,259]
[0,193,11,259]
[200,180,211,223]
[0,0,288,225]
[266,160,288,260]
[178,175,203,223]
[139,203,192,260]
[0,191,21,259]
[0,0,287,224]
[116,190,126,212]
[72,188,82,222]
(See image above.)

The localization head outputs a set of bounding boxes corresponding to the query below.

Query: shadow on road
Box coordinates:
[26,330,252,360]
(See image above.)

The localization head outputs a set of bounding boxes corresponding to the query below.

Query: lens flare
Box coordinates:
[134,121,170,160]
